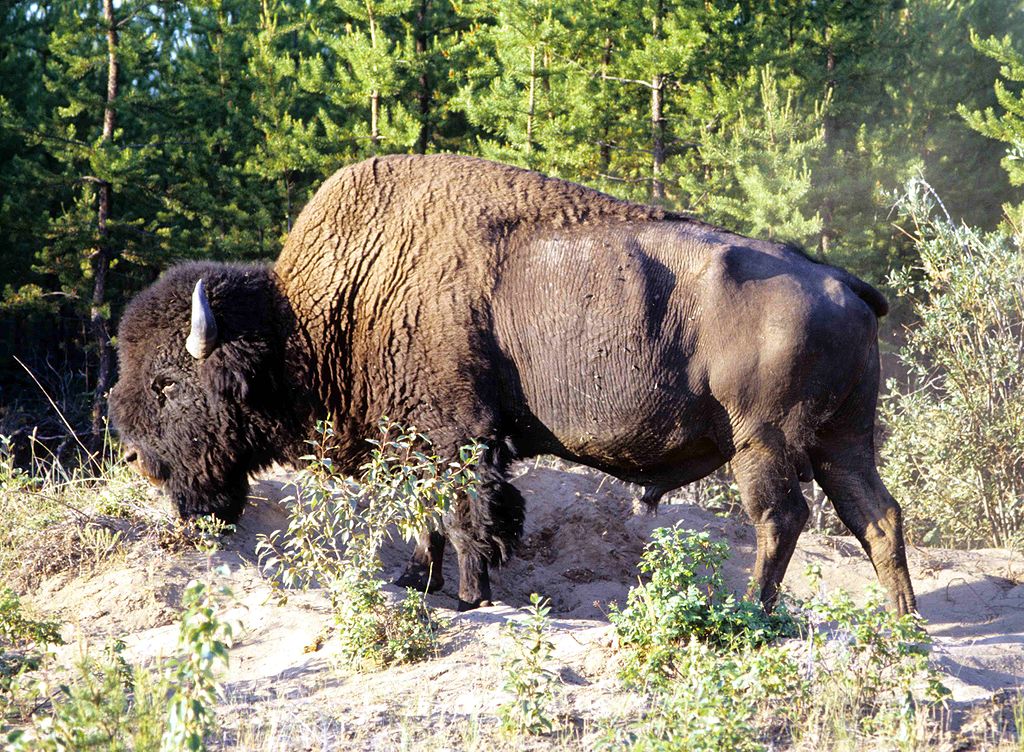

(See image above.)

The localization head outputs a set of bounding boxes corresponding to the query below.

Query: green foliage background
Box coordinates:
[1,0,1022,429]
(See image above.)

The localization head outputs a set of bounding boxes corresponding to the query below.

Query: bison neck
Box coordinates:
[270,266,369,473]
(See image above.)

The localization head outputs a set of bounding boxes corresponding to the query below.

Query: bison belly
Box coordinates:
[492,230,722,483]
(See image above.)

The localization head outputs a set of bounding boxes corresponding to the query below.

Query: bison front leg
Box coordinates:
[732,444,810,611]
[447,467,526,611]
[395,529,446,593]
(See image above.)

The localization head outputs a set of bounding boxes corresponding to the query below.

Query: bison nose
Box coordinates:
[123,449,138,464]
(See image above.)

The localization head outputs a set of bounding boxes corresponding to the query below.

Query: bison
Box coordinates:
[109,154,916,615]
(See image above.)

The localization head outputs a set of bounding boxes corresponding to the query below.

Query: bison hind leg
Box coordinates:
[732,438,810,612]
[809,445,916,616]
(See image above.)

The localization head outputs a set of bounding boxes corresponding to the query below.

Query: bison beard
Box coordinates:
[109,154,917,616]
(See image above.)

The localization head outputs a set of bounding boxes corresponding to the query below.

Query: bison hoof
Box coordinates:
[456,598,493,612]
[394,563,444,594]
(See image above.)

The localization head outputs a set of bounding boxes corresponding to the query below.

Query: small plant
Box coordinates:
[603,535,948,751]
[0,589,63,721]
[258,418,481,670]
[610,526,793,684]
[331,571,444,670]
[189,515,236,555]
[76,523,126,568]
[792,564,948,748]
[600,639,770,752]
[498,593,559,736]
[5,641,167,751]
[0,436,35,496]
[5,572,234,751]
[160,571,235,751]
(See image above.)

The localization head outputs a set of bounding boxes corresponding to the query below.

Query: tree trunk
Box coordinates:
[650,0,666,203]
[90,0,119,437]
[415,0,431,154]
[367,4,380,152]
[599,37,612,175]
[370,90,380,151]
[819,24,836,257]
[651,73,665,203]
[526,46,536,155]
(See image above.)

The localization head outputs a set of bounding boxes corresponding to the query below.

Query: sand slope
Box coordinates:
[24,461,1024,748]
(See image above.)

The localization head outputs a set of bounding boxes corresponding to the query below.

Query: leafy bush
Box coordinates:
[609,526,794,683]
[160,574,235,751]
[0,589,63,721]
[5,573,234,751]
[881,179,1024,549]
[258,419,481,670]
[5,642,166,751]
[498,593,559,736]
[603,529,947,751]
[792,565,947,749]
[600,639,786,752]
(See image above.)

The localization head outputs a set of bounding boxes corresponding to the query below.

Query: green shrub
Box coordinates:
[609,526,794,684]
[881,179,1024,550]
[258,418,481,670]
[603,532,947,751]
[793,565,948,749]
[600,639,778,752]
[6,572,234,751]
[498,593,559,736]
[160,573,235,751]
[330,570,444,669]
[5,642,166,752]
[0,589,63,722]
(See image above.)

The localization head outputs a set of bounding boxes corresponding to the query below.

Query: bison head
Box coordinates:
[109,262,306,522]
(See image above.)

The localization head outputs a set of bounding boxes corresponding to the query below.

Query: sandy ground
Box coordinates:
[22,460,1024,748]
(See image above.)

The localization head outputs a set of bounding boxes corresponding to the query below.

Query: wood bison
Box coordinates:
[109,154,916,615]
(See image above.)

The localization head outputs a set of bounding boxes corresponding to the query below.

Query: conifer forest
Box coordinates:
[1,0,1023,433]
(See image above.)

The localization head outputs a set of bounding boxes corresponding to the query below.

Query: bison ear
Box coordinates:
[205,363,251,403]
[186,279,219,360]
[201,338,265,405]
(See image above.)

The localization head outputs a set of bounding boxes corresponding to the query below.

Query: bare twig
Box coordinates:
[13,355,96,463]
[23,490,93,522]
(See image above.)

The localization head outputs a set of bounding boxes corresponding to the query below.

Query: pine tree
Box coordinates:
[406,0,468,153]
[27,0,165,432]
[586,0,725,205]
[700,65,827,243]
[304,0,421,159]
[243,0,325,242]
[960,29,1024,222]
[453,0,589,174]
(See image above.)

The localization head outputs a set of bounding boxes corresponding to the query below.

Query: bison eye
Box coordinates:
[151,375,178,406]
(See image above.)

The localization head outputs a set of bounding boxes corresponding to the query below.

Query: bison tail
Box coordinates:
[841,272,889,318]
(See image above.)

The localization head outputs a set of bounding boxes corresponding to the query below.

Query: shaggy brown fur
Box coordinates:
[111,154,916,615]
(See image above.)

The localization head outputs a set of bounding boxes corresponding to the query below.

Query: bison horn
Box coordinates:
[185,278,218,360]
